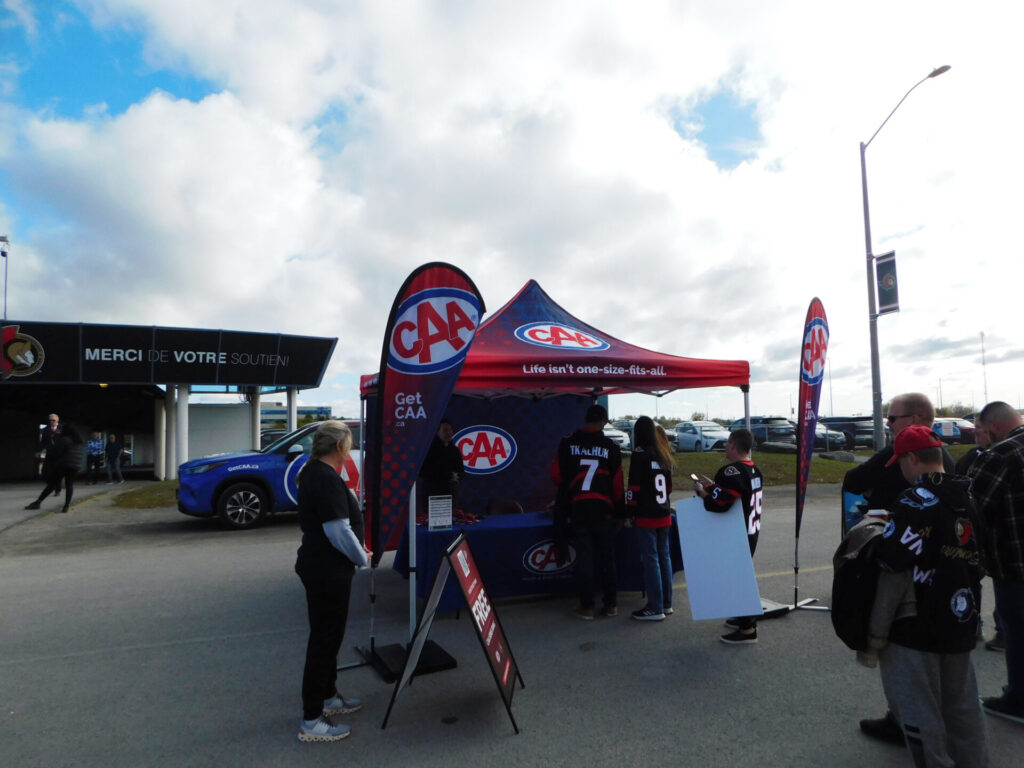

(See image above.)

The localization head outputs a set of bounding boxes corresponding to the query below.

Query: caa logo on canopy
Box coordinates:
[800,318,829,386]
[388,288,483,374]
[455,425,517,475]
[523,539,576,574]
[514,322,610,352]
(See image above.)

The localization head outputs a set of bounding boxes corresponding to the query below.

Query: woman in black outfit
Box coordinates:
[295,420,370,743]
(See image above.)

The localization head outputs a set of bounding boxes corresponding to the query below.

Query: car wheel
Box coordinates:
[695,441,704,452]
[844,432,855,448]
[217,483,268,530]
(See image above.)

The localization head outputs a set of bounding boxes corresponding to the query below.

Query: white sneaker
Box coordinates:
[298,715,351,743]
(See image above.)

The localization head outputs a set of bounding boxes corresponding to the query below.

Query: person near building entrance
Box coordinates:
[25,425,84,513]
[86,431,105,484]
[105,433,125,484]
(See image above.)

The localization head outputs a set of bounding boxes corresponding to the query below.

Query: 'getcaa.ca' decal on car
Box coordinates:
[228,464,259,472]
[388,287,483,374]
[522,539,576,574]
[454,425,517,475]
[513,322,610,351]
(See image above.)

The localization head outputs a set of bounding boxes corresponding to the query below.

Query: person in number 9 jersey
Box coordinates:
[694,428,764,644]
[628,417,675,621]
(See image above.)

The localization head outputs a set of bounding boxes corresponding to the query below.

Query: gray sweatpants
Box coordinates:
[879,642,988,768]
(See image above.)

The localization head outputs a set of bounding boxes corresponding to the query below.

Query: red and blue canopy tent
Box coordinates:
[361,279,750,399]
[360,278,751,544]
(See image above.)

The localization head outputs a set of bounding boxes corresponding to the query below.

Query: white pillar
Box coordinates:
[176,384,190,468]
[153,399,166,481]
[165,386,177,480]
[287,387,298,432]
[251,389,262,450]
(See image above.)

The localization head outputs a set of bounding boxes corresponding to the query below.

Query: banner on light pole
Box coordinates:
[875,251,899,315]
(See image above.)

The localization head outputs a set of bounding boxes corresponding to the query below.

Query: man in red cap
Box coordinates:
[872,425,988,766]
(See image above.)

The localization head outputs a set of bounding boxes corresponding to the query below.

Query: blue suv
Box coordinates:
[177,422,361,529]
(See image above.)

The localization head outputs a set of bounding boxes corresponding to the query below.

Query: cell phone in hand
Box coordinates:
[690,473,700,482]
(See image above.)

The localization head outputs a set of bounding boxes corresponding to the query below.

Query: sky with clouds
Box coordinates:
[2,0,1021,423]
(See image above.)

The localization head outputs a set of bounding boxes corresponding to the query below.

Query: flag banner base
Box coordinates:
[759,597,795,619]
[357,640,457,684]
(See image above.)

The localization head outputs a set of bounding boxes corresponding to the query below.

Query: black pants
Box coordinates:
[87,455,104,483]
[300,571,354,720]
[37,469,76,506]
[570,516,617,609]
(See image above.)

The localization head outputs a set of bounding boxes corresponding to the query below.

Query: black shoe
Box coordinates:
[986,633,1006,652]
[981,695,1024,724]
[25,501,41,510]
[720,628,757,644]
[859,711,905,745]
[58,505,69,514]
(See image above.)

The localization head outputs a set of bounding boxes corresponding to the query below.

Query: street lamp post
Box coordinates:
[860,65,950,450]
[1,234,9,323]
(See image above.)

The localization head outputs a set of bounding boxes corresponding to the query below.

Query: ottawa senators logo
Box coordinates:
[1,325,45,378]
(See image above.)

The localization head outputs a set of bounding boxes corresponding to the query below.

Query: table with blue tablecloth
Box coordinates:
[393,511,683,613]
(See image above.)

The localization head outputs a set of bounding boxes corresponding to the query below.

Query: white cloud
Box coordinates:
[4,0,1024,420]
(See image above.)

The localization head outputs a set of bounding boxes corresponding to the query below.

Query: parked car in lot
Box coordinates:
[672,421,730,452]
[177,422,361,530]
[818,416,878,449]
[788,420,848,451]
[603,424,631,451]
[728,416,796,446]
[933,417,975,444]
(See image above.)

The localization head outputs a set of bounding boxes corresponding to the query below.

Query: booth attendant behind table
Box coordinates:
[418,419,464,514]
[294,420,371,744]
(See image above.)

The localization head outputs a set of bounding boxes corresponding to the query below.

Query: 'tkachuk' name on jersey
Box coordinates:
[570,445,610,459]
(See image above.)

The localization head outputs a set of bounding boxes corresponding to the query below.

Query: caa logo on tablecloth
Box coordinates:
[388,288,482,374]
[523,540,576,574]
[455,425,517,475]
[800,317,829,386]
[514,322,610,351]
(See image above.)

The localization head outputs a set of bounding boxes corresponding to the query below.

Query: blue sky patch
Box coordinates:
[3,2,215,118]
[673,89,761,170]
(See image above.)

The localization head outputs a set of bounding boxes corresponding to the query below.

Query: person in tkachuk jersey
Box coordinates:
[550,403,625,620]
[693,428,764,644]
[627,417,675,621]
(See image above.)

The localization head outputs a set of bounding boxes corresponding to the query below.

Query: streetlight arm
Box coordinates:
[863,66,951,149]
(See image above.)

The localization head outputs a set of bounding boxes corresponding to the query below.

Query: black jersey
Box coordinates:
[627,447,672,527]
[877,473,983,654]
[550,427,625,521]
[703,460,763,554]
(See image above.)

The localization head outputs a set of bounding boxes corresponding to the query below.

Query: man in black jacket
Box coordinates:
[844,393,955,744]
[875,425,988,764]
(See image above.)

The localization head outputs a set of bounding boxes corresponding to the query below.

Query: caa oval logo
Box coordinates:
[800,317,829,386]
[454,425,517,475]
[388,288,482,374]
[523,539,576,574]
[514,322,610,351]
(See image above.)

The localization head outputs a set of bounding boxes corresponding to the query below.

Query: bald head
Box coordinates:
[977,401,1024,442]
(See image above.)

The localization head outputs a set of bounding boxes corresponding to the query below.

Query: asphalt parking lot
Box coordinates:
[1,480,1020,767]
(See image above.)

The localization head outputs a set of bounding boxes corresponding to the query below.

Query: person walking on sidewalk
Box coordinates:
[105,433,125,484]
[86,431,105,485]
